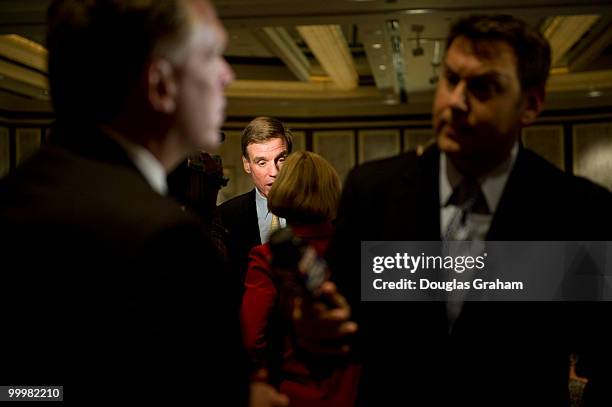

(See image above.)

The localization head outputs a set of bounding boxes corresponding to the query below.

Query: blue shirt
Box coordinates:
[255,187,286,243]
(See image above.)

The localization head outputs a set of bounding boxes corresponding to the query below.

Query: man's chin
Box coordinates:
[195,130,221,152]
[437,136,462,154]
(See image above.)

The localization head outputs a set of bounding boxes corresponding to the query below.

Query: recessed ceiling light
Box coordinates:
[372,43,382,49]
[588,89,603,98]
[403,9,431,15]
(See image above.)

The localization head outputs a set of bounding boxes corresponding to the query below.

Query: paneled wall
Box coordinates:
[0,122,49,179]
[1,113,611,204]
[216,115,612,203]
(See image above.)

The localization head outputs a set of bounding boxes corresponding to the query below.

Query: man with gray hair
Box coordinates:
[0,1,287,405]
[219,116,293,282]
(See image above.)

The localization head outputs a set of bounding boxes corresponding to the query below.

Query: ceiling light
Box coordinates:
[588,89,603,98]
[431,40,441,67]
[372,43,382,49]
[403,9,432,15]
[379,64,387,70]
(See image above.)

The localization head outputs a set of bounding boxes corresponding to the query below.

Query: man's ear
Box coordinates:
[242,155,251,174]
[520,87,545,126]
[147,59,177,114]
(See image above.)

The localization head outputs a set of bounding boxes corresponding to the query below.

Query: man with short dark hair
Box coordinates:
[323,14,612,405]
[0,1,286,405]
[219,116,293,282]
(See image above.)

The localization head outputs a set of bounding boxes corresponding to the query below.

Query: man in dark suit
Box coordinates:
[320,15,612,406]
[0,1,288,405]
[219,117,293,282]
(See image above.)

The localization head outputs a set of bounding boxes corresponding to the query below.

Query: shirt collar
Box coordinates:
[440,142,518,214]
[255,187,268,207]
[103,128,168,195]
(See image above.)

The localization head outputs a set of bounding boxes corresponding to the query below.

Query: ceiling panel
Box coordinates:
[0,0,610,114]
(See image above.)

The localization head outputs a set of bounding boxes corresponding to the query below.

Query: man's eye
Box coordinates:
[468,78,496,100]
[204,46,224,59]
[257,161,266,167]
[445,71,460,87]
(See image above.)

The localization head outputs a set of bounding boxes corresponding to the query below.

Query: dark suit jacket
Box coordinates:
[0,124,248,404]
[327,145,612,406]
[218,189,262,283]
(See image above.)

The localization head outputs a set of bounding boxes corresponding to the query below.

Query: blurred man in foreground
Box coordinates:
[0,1,286,405]
[301,14,612,405]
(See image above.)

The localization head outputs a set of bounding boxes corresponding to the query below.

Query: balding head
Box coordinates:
[46,0,216,124]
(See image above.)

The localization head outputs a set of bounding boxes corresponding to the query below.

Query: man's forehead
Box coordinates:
[446,36,518,74]
[189,0,227,43]
[247,138,287,154]
[188,0,218,22]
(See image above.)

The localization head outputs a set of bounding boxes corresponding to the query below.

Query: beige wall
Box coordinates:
[2,113,611,200]
[215,113,612,202]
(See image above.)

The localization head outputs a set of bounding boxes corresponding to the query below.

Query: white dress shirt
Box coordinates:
[255,187,286,243]
[439,142,519,329]
[439,142,519,240]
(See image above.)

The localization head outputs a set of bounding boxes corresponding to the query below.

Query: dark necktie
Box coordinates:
[443,177,489,331]
[444,177,489,241]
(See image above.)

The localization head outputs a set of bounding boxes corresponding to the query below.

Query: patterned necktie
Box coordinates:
[443,177,489,332]
[444,177,489,241]
[270,214,280,233]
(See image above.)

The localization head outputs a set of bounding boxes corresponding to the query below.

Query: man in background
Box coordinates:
[0,1,287,405]
[219,116,293,282]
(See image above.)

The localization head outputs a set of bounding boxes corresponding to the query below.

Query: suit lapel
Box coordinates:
[380,147,440,241]
[487,147,532,240]
[460,148,532,333]
[248,189,262,245]
[416,146,442,240]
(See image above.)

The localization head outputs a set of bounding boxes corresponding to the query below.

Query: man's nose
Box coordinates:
[221,58,235,88]
[269,162,279,177]
[449,81,468,112]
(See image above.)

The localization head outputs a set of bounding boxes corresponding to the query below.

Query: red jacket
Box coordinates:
[241,222,360,407]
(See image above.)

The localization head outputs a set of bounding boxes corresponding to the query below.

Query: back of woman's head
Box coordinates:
[268,151,341,224]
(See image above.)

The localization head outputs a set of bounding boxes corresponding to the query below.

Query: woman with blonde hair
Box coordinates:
[241,151,360,406]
